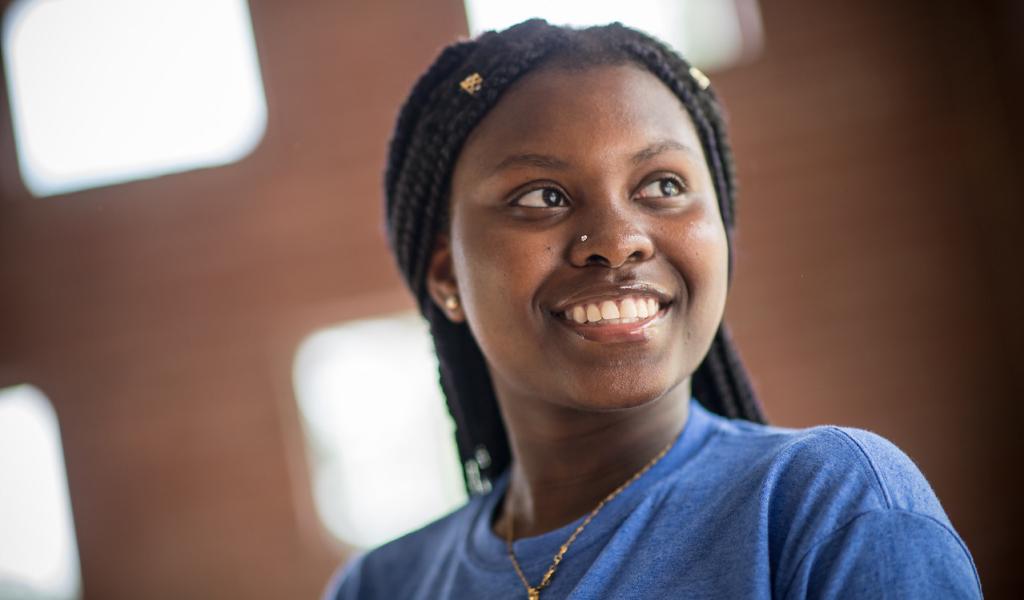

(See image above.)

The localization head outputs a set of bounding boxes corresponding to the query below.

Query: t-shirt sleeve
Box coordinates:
[781,509,982,599]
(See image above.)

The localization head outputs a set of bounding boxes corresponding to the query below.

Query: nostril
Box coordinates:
[585,254,611,267]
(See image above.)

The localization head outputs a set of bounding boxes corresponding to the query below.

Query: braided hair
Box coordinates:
[384,19,766,494]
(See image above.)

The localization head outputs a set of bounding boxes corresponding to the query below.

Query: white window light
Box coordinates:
[2,0,267,197]
[293,312,467,549]
[0,385,81,600]
[463,0,763,72]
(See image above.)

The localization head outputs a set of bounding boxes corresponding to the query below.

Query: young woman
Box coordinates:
[326,20,981,599]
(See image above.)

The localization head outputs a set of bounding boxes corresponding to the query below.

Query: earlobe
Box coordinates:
[426,235,465,323]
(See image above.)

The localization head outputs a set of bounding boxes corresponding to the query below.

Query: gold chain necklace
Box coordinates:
[504,438,676,600]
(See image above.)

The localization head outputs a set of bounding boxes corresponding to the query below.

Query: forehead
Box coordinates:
[455,63,705,174]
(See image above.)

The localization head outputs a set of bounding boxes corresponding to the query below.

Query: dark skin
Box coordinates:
[426,64,729,539]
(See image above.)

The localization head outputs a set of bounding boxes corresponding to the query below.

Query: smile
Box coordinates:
[552,294,670,343]
[560,295,661,325]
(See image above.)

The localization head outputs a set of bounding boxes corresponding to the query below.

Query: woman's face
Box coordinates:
[430,63,729,412]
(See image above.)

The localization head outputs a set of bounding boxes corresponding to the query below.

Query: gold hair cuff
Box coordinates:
[460,73,484,95]
[689,66,711,90]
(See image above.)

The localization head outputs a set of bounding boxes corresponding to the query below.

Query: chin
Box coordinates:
[563,370,682,412]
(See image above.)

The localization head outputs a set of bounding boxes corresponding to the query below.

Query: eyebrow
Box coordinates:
[489,139,698,174]
[491,153,570,174]
[630,140,699,164]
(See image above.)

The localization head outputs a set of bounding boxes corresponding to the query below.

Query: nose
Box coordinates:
[569,204,654,268]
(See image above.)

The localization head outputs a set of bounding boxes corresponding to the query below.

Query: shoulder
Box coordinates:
[694,413,979,597]
[776,425,948,519]
[756,425,966,560]
[702,411,948,521]
[323,498,479,600]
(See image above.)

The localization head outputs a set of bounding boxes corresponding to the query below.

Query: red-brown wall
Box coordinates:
[0,0,1019,597]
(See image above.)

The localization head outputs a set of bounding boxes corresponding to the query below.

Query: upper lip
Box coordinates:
[548,281,674,313]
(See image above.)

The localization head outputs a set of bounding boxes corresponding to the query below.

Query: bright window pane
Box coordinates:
[294,312,467,549]
[2,0,267,197]
[0,385,81,600]
[463,0,762,71]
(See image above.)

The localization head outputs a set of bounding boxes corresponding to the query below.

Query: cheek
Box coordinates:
[449,214,554,340]
[685,218,729,283]
[662,214,730,326]
[448,218,564,392]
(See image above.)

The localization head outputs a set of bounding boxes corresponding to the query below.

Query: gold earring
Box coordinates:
[444,295,460,311]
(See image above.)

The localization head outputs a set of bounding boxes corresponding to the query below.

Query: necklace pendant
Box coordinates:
[528,590,539,600]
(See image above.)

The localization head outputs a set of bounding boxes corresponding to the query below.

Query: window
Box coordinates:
[2,0,267,197]
[463,0,763,72]
[0,385,81,600]
[293,312,467,548]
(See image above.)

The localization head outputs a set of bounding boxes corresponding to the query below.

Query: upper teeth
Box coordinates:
[564,296,661,324]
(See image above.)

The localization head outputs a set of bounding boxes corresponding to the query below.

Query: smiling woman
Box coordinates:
[324,19,982,600]
[438,64,728,419]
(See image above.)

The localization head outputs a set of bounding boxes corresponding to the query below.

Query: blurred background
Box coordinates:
[0,0,1021,598]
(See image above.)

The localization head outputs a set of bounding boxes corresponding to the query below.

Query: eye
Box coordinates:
[513,187,570,208]
[635,176,687,199]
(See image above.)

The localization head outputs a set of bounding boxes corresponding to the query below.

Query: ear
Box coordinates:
[425,234,465,323]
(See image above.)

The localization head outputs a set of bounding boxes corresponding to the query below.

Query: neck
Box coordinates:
[492,381,690,539]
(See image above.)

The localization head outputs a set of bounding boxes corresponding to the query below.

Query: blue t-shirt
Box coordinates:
[325,399,981,599]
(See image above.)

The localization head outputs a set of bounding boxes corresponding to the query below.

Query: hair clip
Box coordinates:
[460,72,484,95]
[688,66,711,90]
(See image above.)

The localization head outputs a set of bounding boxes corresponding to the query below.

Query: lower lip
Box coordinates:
[555,308,667,343]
